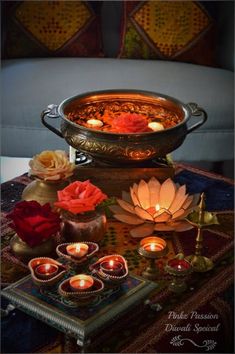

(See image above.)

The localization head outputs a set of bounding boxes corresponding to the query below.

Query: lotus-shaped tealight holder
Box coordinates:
[89,255,128,287]
[58,275,104,306]
[28,257,67,287]
[56,242,99,268]
[109,177,200,238]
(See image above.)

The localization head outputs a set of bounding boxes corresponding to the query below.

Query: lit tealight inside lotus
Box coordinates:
[87,119,103,128]
[148,122,164,131]
[155,204,160,212]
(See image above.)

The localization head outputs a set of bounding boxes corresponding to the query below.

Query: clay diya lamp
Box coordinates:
[56,242,99,268]
[58,274,104,306]
[28,257,67,287]
[165,254,192,293]
[89,254,128,287]
[138,236,168,280]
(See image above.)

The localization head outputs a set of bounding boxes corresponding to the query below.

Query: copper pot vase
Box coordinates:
[22,179,68,206]
[10,234,56,261]
[60,210,107,243]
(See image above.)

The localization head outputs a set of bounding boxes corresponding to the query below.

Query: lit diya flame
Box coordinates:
[100,258,123,275]
[69,274,94,292]
[66,243,89,259]
[109,177,200,237]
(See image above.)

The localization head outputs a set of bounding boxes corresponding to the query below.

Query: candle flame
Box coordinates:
[75,244,81,252]
[109,260,114,267]
[79,279,85,287]
[44,264,51,271]
[150,243,156,251]
[155,204,160,211]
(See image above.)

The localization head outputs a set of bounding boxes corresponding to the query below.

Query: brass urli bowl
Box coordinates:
[41,89,207,164]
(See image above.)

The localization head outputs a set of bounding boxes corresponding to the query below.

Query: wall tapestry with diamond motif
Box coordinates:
[118,1,216,66]
[2,1,103,58]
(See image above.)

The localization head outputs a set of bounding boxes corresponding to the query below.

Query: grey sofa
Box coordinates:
[1,1,234,165]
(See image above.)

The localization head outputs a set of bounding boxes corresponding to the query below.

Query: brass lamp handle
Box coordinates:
[186,102,207,134]
[41,104,63,138]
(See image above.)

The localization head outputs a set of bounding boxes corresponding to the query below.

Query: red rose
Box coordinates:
[54,180,107,214]
[111,113,151,133]
[7,201,61,247]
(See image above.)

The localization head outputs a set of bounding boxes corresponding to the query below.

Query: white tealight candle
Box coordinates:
[87,119,103,128]
[148,122,164,131]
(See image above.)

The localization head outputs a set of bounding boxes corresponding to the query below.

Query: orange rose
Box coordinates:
[110,113,151,133]
[54,180,107,214]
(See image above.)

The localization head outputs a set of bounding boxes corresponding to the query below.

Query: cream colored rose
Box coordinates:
[29,150,75,181]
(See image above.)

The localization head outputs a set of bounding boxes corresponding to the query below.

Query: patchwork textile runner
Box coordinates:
[1,163,234,353]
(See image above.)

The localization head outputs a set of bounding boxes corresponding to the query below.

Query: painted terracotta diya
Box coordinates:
[58,274,104,306]
[56,242,99,268]
[28,257,67,287]
[89,255,128,287]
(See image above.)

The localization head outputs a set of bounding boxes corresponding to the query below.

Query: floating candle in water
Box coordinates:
[66,243,89,259]
[148,122,164,131]
[35,263,58,280]
[69,274,94,292]
[87,119,103,128]
[100,259,123,275]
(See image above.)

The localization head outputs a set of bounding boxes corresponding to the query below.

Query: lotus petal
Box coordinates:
[153,208,168,218]
[148,177,161,206]
[172,220,193,232]
[168,185,187,214]
[117,198,135,214]
[130,186,140,207]
[154,211,171,223]
[181,195,193,210]
[171,208,186,220]
[130,223,155,238]
[154,223,175,231]
[134,206,154,221]
[159,178,176,209]
[109,205,132,215]
[113,214,144,225]
[137,180,150,209]
[122,191,132,204]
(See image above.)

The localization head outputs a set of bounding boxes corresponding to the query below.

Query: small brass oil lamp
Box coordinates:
[138,236,168,280]
[186,193,219,272]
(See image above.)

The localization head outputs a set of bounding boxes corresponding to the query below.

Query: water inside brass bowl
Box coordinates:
[41,90,207,164]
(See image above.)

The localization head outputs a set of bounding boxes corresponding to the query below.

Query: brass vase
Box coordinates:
[60,210,107,243]
[22,179,68,206]
[10,234,56,261]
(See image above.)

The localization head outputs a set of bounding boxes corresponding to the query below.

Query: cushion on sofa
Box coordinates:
[1,57,233,161]
[118,0,217,67]
[2,0,103,58]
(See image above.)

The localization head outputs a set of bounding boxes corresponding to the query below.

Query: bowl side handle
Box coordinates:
[186,103,208,134]
[41,104,63,138]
